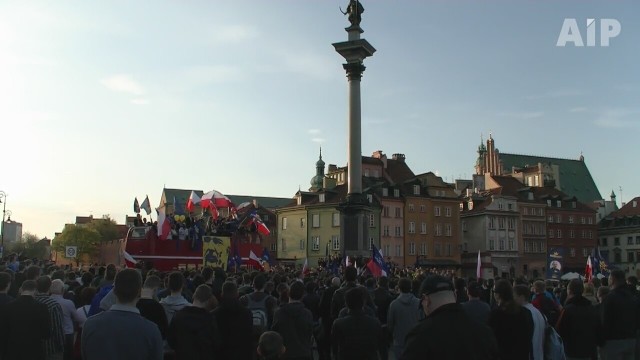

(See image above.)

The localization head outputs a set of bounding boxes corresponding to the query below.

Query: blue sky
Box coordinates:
[1,0,638,239]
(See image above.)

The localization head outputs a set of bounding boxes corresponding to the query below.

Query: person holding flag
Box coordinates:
[366,244,390,277]
[140,195,152,216]
[133,197,140,214]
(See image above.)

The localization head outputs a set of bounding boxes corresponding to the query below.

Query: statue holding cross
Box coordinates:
[340,0,364,27]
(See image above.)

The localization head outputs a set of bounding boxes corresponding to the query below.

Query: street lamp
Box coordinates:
[0,191,7,256]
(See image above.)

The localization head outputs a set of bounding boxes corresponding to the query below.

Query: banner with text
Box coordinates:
[546,247,565,280]
[202,236,230,268]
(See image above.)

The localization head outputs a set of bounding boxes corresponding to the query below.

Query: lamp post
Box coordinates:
[0,191,7,258]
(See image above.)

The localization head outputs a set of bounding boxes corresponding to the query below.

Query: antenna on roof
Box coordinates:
[619,186,623,207]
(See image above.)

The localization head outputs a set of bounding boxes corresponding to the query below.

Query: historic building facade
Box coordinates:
[599,197,640,276]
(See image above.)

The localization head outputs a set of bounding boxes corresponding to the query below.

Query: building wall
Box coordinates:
[307,206,342,266]
[520,203,547,279]
[403,196,429,266]
[599,230,640,277]
[429,199,461,265]
[380,198,405,266]
[276,208,307,264]
[2,221,22,244]
[546,208,598,271]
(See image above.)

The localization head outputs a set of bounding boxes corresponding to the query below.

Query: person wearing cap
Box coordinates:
[401,275,499,360]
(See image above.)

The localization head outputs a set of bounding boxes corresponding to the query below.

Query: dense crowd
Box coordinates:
[0,256,639,360]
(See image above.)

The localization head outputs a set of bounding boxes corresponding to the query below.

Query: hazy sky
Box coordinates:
[1,0,638,239]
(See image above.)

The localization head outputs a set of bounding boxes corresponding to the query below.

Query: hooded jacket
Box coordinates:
[212,298,254,360]
[556,295,600,358]
[160,295,190,324]
[387,293,422,347]
[272,302,314,359]
[167,306,219,360]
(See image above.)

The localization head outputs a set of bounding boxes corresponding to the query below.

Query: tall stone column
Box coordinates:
[333,4,376,258]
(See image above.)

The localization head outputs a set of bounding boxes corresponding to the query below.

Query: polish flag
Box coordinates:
[186,191,201,212]
[248,250,264,270]
[157,208,172,240]
[202,190,233,209]
[301,258,309,278]
[585,255,593,282]
[123,251,138,268]
[249,213,270,236]
[345,255,351,267]
[235,202,253,212]
[476,250,482,279]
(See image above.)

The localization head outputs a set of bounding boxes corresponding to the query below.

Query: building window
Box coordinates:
[319,194,325,203]
[547,199,552,207]
[421,222,427,234]
[300,239,305,250]
[420,205,426,212]
[581,230,586,239]
[508,218,515,230]
[369,237,374,250]
[395,245,402,256]
[434,206,441,216]
[556,215,562,223]
[445,207,452,217]
[588,217,593,225]
[588,231,593,239]
[367,194,373,203]
[488,217,495,229]
[445,224,452,237]
[498,202,504,210]
[557,200,562,208]
[524,241,530,253]
[523,207,529,215]
[384,244,390,256]
[408,222,415,234]
[282,217,288,230]
[312,214,320,228]
[549,230,554,238]
[489,240,495,250]
[540,242,545,253]
[364,168,369,177]
[435,224,443,236]
[300,218,305,228]
[615,252,622,263]
[383,206,389,217]
[420,242,427,255]
[548,215,554,223]
[408,204,414,212]
[369,213,375,228]
[572,201,577,209]
[312,236,320,251]
[446,243,452,256]
[581,217,586,224]
[628,237,634,245]
[332,213,340,227]
[383,225,390,237]
[614,237,620,246]
[636,236,640,245]
[570,230,575,239]
[263,215,269,222]
[498,218,505,229]
[538,208,543,216]
[508,239,515,250]
[628,251,635,263]
[382,188,388,197]
[281,238,287,251]
[435,243,441,257]
[332,235,340,250]
[413,185,420,195]
[568,216,574,224]
[499,239,505,250]
[583,248,589,257]
[373,170,379,177]
[270,243,277,252]
[394,189,400,197]
[601,238,608,246]
[409,242,416,255]
[394,226,401,237]
[570,248,576,257]
[395,207,402,218]
[532,241,538,253]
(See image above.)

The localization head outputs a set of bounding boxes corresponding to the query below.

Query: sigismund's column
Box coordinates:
[333,0,376,258]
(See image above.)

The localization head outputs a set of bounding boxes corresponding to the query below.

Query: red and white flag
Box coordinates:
[248,250,264,269]
[585,255,593,282]
[476,250,482,279]
[202,190,233,209]
[301,258,309,279]
[186,191,201,212]
[157,208,172,240]
[123,251,138,268]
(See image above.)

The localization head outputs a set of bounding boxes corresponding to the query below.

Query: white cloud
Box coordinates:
[569,107,587,113]
[100,74,144,95]
[130,98,150,105]
[311,138,326,143]
[212,25,258,43]
[524,89,584,100]
[497,111,544,119]
[593,108,640,129]
[183,65,244,84]
[308,129,321,135]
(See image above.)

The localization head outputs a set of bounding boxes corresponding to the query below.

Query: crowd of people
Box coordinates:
[0,255,639,360]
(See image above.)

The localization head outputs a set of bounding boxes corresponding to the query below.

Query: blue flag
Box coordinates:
[592,247,611,277]
[262,247,274,265]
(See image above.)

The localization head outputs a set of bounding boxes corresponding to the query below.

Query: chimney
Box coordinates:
[392,153,405,162]
[328,164,337,172]
[372,150,384,158]
[466,188,472,197]
[633,200,637,208]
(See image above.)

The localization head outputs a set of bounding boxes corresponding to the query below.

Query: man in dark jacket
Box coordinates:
[213,281,254,360]
[318,277,340,360]
[167,284,220,359]
[556,279,599,360]
[601,269,639,360]
[372,276,394,324]
[330,267,375,320]
[0,271,14,305]
[0,280,51,360]
[331,287,385,360]
[387,278,422,360]
[401,275,499,360]
[272,281,314,360]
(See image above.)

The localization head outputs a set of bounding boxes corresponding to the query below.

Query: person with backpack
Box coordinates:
[213,281,254,360]
[272,281,314,360]
[240,274,277,336]
[531,280,562,325]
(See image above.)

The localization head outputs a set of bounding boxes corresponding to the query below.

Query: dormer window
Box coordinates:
[413,185,420,195]
[319,194,325,203]
[364,168,370,177]
[572,201,577,209]
[367,194,373,203]
[297,195,302,206]
[468,201,474,210]
[394,189,400,197]
[382,188,388,197]
[547,199,552,207]
[557,200,562,208]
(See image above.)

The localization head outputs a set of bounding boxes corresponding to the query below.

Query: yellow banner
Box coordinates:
[202,236,230,268]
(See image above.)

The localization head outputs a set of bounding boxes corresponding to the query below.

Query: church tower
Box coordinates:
[309,147,326,192]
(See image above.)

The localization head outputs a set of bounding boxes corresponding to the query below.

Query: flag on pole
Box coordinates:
[366,243,390,277]
[186,191,201,212]
[261,247,274,265]
[585,255,593,282]
[133,198,140,214]
[301,258,309,279]
[476,250,482,279]
[140,196,152,215]
[247,211,270,236]
[345,255,351,267]
[156,208,172,240]
[248,250,264,270]
[123,251,138,268]
[201,190,233,209]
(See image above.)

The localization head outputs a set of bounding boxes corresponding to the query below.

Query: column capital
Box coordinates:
[343,62,366,81]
